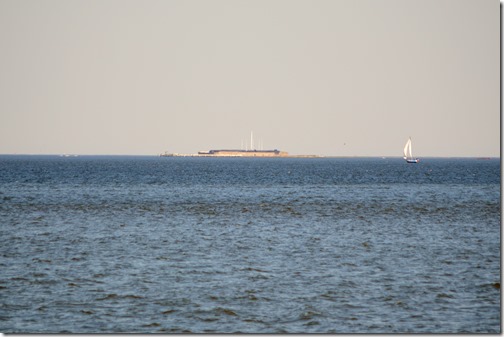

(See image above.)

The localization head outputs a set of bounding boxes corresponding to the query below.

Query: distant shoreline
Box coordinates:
[0,154,498,160]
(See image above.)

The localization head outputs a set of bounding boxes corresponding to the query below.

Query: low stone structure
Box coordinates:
[197,149,289,157]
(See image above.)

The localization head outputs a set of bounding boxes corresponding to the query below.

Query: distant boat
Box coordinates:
[403,137,419,163]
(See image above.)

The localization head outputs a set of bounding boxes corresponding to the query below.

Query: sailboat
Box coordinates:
[403,137,419,163]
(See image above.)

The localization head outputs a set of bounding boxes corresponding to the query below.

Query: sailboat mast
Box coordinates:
[409,137,413,158]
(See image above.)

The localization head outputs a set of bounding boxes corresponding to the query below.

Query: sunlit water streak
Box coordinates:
[0,156,500,333]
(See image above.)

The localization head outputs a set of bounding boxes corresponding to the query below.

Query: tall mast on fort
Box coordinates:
[250,131,254,151]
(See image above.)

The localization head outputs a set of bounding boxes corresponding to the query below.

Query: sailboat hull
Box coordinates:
[406,159,419,163]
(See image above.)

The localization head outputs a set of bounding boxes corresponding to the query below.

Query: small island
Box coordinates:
[160,132,320,158]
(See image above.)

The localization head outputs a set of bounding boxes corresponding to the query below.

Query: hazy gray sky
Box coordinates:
[0,0,499,156]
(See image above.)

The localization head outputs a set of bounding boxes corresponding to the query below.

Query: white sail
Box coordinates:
[403,137,418,163]
[403,138,412,159]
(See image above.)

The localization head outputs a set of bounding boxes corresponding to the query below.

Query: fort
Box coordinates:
[197,149,289,157]
[160,132,320,158]
[160,150,319,158]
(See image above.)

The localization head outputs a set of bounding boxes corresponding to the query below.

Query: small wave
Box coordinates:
[123,294,144,299]
[216,307,238,316]
[193,306,239,322]
[97,293,145,301]
[161,309,177,314]
[481,282,501,290]
[299,310,322,320]
[436,293,455,299]
[10,277,30,282]
[243,267,269,273]
[96,294,118,301]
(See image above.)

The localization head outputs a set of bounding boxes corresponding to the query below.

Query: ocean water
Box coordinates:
[0,155,500,333]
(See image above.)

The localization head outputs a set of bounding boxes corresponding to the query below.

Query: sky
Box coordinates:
[0,0,500,157]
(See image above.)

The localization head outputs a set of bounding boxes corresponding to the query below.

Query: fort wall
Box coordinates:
[198,150,289,157]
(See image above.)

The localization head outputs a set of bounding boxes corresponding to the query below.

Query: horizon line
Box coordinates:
[0,153,499,159]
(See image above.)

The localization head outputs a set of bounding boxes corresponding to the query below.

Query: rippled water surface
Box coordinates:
[0,156,500,333]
